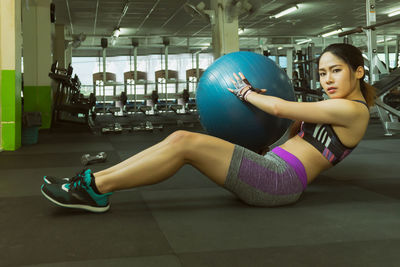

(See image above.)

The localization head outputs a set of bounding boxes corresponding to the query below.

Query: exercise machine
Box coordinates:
[49,61,95,127]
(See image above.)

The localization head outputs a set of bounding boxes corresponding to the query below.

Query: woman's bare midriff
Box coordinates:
[279,135,333,184]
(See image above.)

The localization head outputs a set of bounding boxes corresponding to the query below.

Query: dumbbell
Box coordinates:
[81,152,107,166]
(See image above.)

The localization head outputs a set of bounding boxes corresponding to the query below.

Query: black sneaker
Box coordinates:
[43,169,87,184]
[41,169,112,213]
[43,176,70,184]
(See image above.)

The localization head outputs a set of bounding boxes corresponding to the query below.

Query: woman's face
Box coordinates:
[318,52,363,99]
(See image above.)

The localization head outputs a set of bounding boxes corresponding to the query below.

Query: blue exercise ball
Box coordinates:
[196,51,295,151]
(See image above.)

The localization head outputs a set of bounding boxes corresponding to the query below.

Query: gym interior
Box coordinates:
[1,0,400,266]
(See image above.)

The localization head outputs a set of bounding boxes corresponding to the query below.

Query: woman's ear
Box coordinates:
[355,66,364,79]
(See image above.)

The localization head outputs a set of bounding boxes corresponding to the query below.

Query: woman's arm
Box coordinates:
[229,72,362,127]
[246,93,360,127]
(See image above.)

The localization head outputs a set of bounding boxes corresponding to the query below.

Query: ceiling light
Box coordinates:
[296,38,312,45]
[122,3,129,17]
[322,23,340,30]
[111,36,117,46]
[377,37,394,43]
[270,5,298,19]
[388,9,400,17]
[112,28,120,38]
[321,28,343,37]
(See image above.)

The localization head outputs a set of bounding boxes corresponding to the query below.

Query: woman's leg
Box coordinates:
[95,128,209,176]
[94,138,168,177]
[94,130,235,194]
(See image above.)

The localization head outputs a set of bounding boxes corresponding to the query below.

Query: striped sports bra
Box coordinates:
[298,100,368,165]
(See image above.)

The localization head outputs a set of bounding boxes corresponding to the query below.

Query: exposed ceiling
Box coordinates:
[51,0,400,56]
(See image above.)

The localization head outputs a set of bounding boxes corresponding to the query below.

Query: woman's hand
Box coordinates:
[228,72,267,102]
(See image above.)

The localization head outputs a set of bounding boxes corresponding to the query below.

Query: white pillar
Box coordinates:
[366,0,379,83]
[54,24,66,68]
[22,0,53,128]
[0,0,22,150]
[395,36,399,68]
[210,0,239,59]
[384,36,390,71]
[65,45,72,67]
[286,48,293,79]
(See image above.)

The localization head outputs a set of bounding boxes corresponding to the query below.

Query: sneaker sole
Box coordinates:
[41,188,110,213]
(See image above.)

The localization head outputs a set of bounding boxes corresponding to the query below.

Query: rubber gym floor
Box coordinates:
[1,119,400,267]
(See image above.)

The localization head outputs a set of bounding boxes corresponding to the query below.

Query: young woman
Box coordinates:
[41,43,376,213]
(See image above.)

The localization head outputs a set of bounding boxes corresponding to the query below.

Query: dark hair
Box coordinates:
[318,43,376,107]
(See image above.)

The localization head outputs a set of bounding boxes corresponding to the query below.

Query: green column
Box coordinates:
[22,0,53,129]
[0,0,22,151]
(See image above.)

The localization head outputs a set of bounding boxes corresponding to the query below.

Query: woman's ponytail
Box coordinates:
[360,80,377,107]
[288,120,302,138]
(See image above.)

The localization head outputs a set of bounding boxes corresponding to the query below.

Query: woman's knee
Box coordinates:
[167,130,192,143]
[166,130,204,157]
[166,130,199,149]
